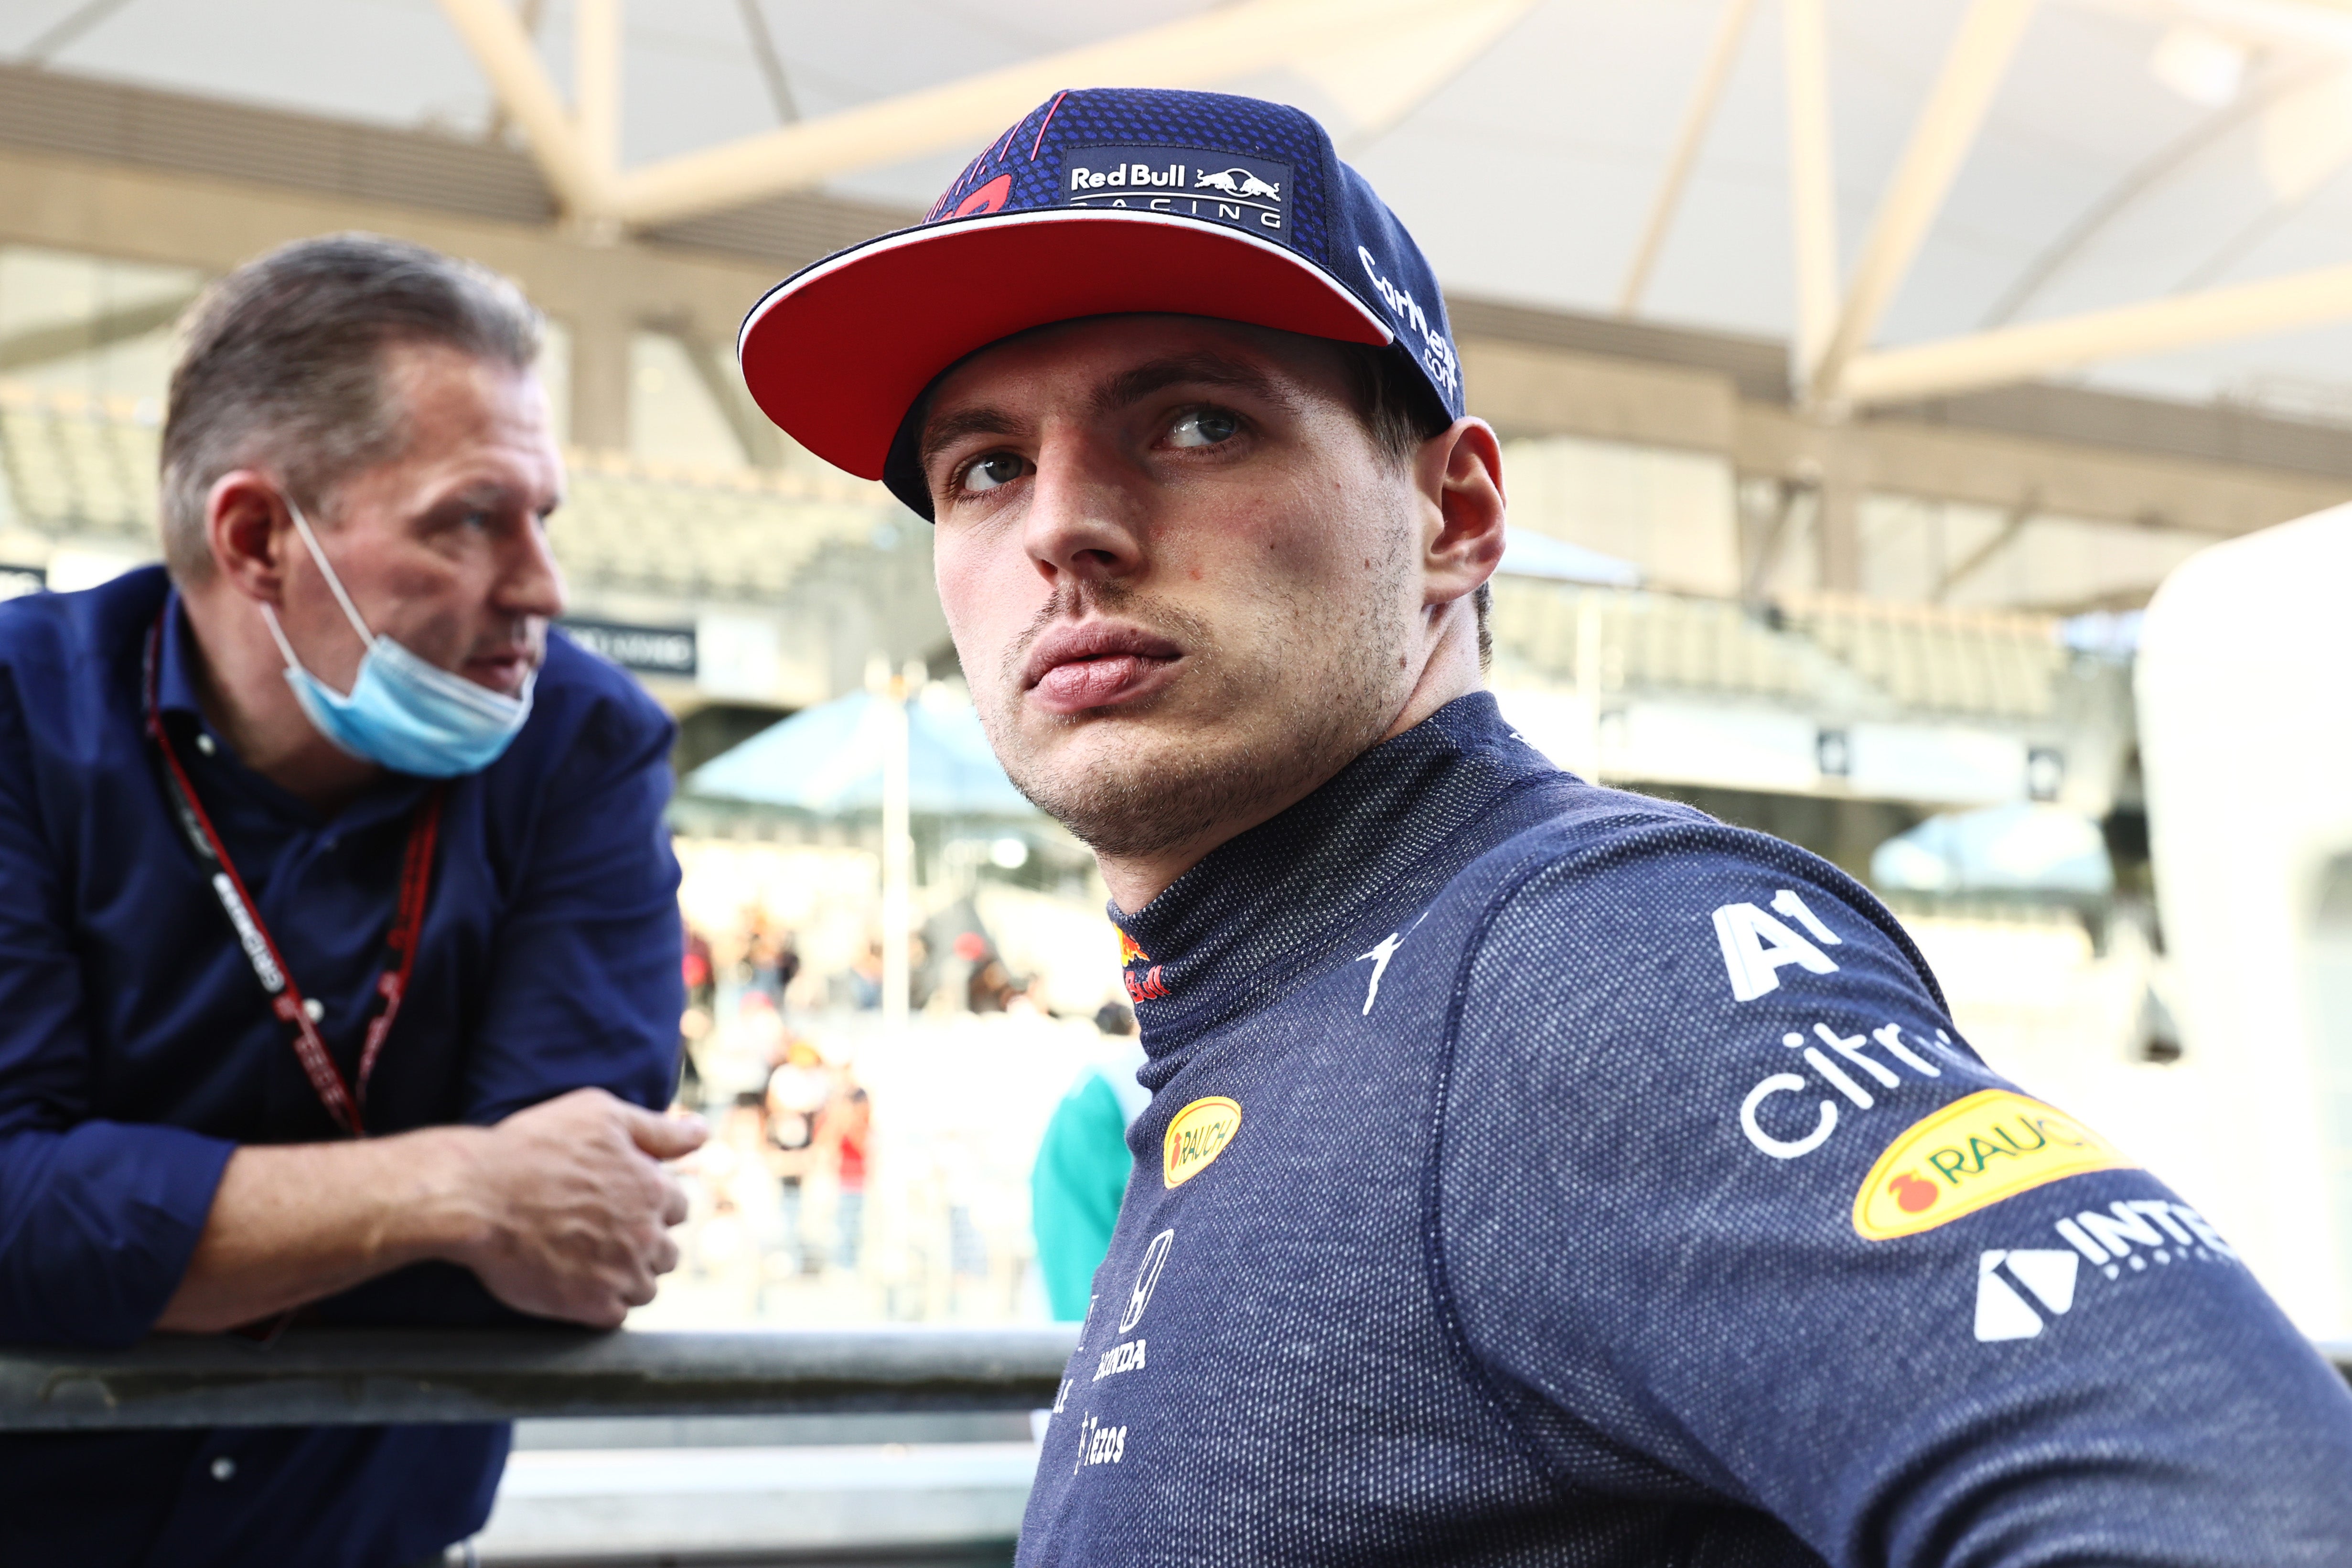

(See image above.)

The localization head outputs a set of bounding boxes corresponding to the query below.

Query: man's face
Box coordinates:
[923,315,1431,865]
[277,342,566,698]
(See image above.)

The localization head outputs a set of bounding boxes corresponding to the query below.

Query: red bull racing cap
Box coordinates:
[736,86,1466,519]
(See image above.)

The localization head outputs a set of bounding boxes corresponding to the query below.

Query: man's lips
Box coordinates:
[1022,622,1183,714]
[464,647,536,695]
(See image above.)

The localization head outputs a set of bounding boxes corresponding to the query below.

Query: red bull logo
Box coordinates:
[1062,144,1295,246]
[1117,926,1170,1001]
[1193,167,1281,201]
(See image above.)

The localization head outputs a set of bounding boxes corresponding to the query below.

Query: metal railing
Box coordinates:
[0,1325,1080,1432]
[0,1326,2341,1433]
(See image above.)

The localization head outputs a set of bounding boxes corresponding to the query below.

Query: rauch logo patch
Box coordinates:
[1063,145,1295,247]
[1853,1088,2133,1240]
[1162,1096,1242,1188]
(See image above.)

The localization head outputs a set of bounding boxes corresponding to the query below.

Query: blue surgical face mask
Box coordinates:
[260,503,534,778]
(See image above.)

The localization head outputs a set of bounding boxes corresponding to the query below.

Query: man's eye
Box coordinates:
[960,454,1027,494]
[1168,408,1241,449]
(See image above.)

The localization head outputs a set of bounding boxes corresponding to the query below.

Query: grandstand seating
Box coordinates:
[0,383,162,543]
[1488,576,2069,723]
[1789,594,2064,720]
[0,381,901,601]
[0,380,2084,769]
[557,451,893,601]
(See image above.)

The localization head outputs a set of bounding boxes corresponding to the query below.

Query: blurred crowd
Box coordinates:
[656,902,1121,1326]
[674,918,867,1289]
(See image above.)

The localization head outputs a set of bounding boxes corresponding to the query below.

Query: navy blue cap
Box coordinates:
[737,87,1464,518]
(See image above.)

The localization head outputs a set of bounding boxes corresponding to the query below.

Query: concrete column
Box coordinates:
[569,311,632,453]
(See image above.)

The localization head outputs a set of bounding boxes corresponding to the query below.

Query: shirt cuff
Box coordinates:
[0,1119,236,1348]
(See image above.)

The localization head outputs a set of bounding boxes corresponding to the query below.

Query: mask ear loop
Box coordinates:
[285,500,379,648]
[258,601,305,671]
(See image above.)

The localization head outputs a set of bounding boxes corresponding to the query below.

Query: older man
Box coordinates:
[0,235,702,1567]
[740,88,2352,1567]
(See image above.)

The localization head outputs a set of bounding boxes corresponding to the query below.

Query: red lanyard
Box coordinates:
[143,613,442,1138]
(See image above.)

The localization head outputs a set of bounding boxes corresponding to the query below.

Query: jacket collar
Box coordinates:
[1109,692,1564,1055]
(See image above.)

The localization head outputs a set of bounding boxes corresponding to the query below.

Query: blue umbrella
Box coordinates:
[1871,804,2113,897]
[1496,530,1641,586]
[685,689,1036,817]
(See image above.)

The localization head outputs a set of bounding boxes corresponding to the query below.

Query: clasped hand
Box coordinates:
[452,1087,708,1329]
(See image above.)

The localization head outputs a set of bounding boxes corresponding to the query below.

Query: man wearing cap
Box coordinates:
[741,89,2352,1566]
[0,235,700,1567]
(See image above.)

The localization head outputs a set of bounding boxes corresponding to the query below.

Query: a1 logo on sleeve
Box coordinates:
[1713,889,1842,1001]
[1063,145,1295,246]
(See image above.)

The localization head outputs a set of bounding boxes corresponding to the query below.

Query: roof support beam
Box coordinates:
[1455,336,2347,537]
[653,315,785,469]
[0,291,193,373]
[1933,490,2036,601]
[1781,0,1840,391]
[605,0,1478,229]
[1618,0,1757,317]
[1807,0,2036,404]
[16,0,135,67]
[573,0,622,192]
[1293,0,1537,150]
[1841,260,2352,407]
[737,0,800,125]
[434,0,609,218]
[1978,60,2329,329]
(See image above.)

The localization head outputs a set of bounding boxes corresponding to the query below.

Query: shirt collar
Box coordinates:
[153,585,208,720]
[153,586,431,830]
[1110,691,1563,1052]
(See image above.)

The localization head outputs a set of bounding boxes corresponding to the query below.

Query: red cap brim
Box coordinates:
[737,210,1395,481]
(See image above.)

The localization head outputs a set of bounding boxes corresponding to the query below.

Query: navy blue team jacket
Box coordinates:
[1020,692,2352,1566]
[0,568,685,1568]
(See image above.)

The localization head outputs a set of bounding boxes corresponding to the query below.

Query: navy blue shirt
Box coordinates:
[1021,693,2352,1566]
[0,567,684,1568]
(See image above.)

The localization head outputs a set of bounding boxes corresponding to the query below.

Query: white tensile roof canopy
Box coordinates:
[13,0,2352,415]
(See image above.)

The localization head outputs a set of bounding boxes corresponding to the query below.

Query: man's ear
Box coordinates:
[1414,417,1506,608]
[205,471,293,605]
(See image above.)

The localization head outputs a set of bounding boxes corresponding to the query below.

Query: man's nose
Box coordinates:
[498,518,568,620]
[1022,432,1146,588]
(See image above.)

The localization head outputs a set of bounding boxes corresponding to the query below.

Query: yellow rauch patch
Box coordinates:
[1854,1088,2133,1240]
[1162,1096,1242,1189]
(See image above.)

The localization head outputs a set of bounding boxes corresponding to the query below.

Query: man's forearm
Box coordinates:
[154,1126,491,1333]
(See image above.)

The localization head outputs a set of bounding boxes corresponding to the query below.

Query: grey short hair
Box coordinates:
[160,233,543,581]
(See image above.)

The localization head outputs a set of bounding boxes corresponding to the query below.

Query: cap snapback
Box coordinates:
[735,86,1464,518]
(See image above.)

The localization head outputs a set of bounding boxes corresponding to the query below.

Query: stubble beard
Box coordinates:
[980,558,1414,868]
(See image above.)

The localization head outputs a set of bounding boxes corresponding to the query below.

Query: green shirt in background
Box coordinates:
[1031,1071,1137,1321]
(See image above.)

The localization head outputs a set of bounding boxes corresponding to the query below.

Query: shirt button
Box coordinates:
[195,734,216,757]
[210,1456,236,1482]
[302,999,325,1022]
